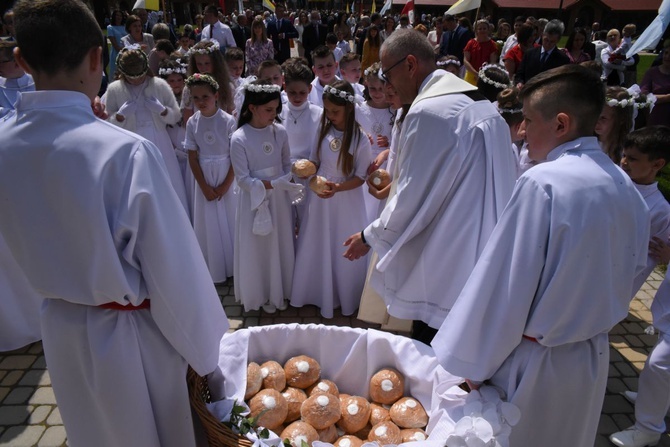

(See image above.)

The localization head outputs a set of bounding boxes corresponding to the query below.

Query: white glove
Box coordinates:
[271,178,305,205]
[144,96,167,114]
[116,100,137,118]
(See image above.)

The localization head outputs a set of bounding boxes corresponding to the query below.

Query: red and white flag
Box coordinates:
[401,0,414,25]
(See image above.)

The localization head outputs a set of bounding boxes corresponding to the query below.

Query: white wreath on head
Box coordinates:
[324,85,356,104]
[364,67,378,77]
[498,106,523,114]
[186,41,220,57]
[606,97,634,108]
[478,63,512,89]
[634,93,657,110]
[437,59,461,68]
[244,83,282,93]
[159,66,187,76]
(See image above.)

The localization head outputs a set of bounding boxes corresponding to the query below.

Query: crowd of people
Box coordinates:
[1,1,670,447]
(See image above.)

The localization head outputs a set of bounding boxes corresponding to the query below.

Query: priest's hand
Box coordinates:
[367,180,391,200]
[343,232,371,261]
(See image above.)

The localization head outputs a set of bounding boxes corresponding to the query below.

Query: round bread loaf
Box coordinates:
[282,387,308,423]
[249,389,288,430]
[400,428,427,442]
[367,421,401,445]
[369,368,404,405]
[300,393,341,429]
[337,395,371,434]
[245,362,263,400]
[389,397,428,428]
[260,360,286,391]
[369,403,391,426]
[309,176,330,194]
[307,379,340,398]
[317,424,338,443]
[284,355,321,389]
[334,435,365,447]
[281,421,319,447]
[292,159,317,178]
[353,423,372,440]
[368,169,391,190]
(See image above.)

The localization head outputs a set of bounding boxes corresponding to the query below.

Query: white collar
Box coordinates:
[634,181,659,198]
[15,90,92,113]
[546,136,600,161]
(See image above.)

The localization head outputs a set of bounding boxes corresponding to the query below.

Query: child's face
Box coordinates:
[190,84,218,116]
[366,77,387,105]
[166,73,185,96]
[156,50,168,60]
[227,60,244,79]
[313,56,337,85]
[326,42,336,51]
[445,65,460,75]
[194,54,213,74]
[518,99,559,161]
[284,81,311,107]
[384,83,402,109]
[620,146,664,185]
[0,57,23,79]
[179,36,190,48]
[594,106,616,140]
[323,98,347,130]
[340,60,361,84]
[249,99,280,127]
[258,66,283,88]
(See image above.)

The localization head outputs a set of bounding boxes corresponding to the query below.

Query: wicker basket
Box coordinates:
[187,366,254,447]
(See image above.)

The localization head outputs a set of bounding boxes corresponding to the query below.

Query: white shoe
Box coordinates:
[622,391,638,404]
[609,426,660,447]
[262,303,277,313]
[277,300,289,311]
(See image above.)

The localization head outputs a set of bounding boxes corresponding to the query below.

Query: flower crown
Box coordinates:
[497,106,523,114]
[186,41,220,57]
[116,44,149,80]
[634,93,656,109]
[605,96,634,108]
[324,85,356,104]
[244,83,282,93]
[186,73,219,91]
[478,64,512,89]
[437,59,461,68]
[363,66,380,77]
[159,66,187,76]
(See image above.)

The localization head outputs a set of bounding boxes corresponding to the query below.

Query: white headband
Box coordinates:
[478,63,512,89]
[324,85,356,103]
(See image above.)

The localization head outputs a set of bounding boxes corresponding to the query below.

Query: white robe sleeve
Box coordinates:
[114,141,228,376]
[431,176,551,382]
[231,131,266,208]
[152,78,182,126]
[353,131,373,180]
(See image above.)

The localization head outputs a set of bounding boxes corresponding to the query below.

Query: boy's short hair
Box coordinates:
[326,33,338,45]
[282,56,309,68]
[154,39,174,54]
[224,47,245,62]
[152,23,170,41]
[311,45,335,64]
[580,60,603,78]
[0,40,16,61]
[258,59,281,76]
[520,64,604,136]
[623,126,670,162]
[339,52,360,70]
[13,0,103,76]
[283,61,314,85]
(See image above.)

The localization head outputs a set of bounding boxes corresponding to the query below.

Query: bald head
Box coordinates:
[381,29,435,67]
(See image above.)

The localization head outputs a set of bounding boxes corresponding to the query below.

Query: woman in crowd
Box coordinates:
[562,28,591,64]
[120,14,154,52]
[463,19,498,85]
[107,9,126,79]
[640,40,670,126]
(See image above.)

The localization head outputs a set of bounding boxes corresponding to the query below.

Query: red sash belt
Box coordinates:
[98,300,150,310]
[522,335,538,343]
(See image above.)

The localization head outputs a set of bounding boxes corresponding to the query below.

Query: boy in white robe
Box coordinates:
[0,40,34,118]
[0,2,228,446]
[431,65,650,447]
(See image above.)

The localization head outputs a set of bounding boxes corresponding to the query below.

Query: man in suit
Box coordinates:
[267,4,299,65]
[231,14,250,50]
[439,14,473,63]
[515,19,569,86]
[302,11,328,67]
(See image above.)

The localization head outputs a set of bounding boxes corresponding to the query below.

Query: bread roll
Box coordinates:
[367,421,401,445]
[369,403,391,426]
[309,176,330,194]
[317,424,338,443]
[400,428,427,442]
[284,355,321,389]
[282,387,308,423]
[292,159,317,178]
[281,421,319,447]
[369,368,404,405]
[353,423,372,440]
[260,360,286,391]
[307,379,340,398]
[245,362,263,400]
[368,169,391,190]
[389,397,428,429]
[249,389,288,430]
[300,393,341,429]
[337,395,371,434]
[334,435,364,447]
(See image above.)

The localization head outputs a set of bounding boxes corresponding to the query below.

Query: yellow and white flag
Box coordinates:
[445,0,481,16]
[263,0,276,12]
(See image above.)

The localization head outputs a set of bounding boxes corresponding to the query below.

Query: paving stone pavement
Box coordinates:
[1,274,669,447]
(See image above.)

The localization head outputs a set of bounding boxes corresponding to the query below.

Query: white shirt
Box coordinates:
[201,20,237,50]
[279,100,323,161]
[499,33,518,64]
[0,73,35,117]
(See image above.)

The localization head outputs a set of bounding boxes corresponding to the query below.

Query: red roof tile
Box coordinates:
[491,0,660,10]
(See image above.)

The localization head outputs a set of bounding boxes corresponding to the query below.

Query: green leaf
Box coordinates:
[259,428,270,439]
[301,440,310,447]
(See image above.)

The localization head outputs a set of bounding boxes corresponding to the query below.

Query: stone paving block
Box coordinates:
[0,356,36,370]
[28,388,56,405]
[27,345,43,355]
[632,361,646,371]
[37,426,66,447]
[243,317,259,328]
[1,371,24,387]
[636,310,653,322]
[32,357,46,370]
[302,317,323,325]
[594,434,612,447]
[624,335,645,348]
[619,347,650,363]
[622,377,638,390]
[0,425,45,446]
[4,387,33,405]
[602,395,634,414]
[606,378,627,394]
[597,414,618,434]
[0,405,29,425]
[258,317,275,325]
[648,280,662,289]
[611,413,634,431]
[622,322,646,335]
[0,388,8,403]
[45,409,61,426]
[224,306,243,317]
[635,289,654,301]
[28,406,52,425]
[640,334,659,346]
[221,296,238,306]
[0,372,6,383]
[243,309,262,317]
[228,318,244,330]
[614,362,638,377]
[19,371,50,387]
[609,349,623,362]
